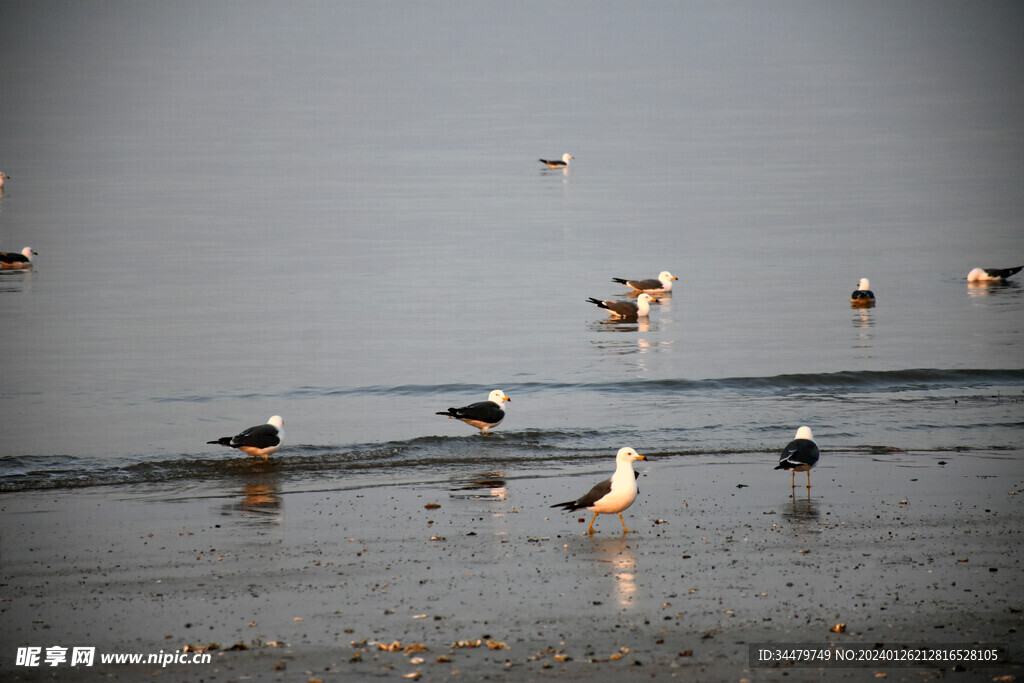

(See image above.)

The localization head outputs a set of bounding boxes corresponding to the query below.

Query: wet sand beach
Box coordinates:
[3,449,1021,681]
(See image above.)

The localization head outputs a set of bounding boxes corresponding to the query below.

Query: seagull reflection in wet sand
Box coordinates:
[592,536,638,607]
[224,481,282,522]
[453,474,508,500]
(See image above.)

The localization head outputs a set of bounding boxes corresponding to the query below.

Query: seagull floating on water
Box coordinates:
[539,153,574,169]
[207,415,284,460]
[436,389,510,434]
[552,447,647,534]
[0,247,37,270]
[967,266,1023,282]
[850,278,875,306]
[774,426,820,489]
[612,271,678,293]
[587,292,657,319]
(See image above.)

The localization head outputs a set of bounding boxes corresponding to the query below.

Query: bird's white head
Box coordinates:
[857,278,870,291]
[966,268,986,282]
[562,154,574,163]
[22,247,37,261]
[659,271,677,282]
[637,293,657,304]
[268,415,284,429]
[488,390,510,405]
[616,447,647,463]
[794,425,814,441]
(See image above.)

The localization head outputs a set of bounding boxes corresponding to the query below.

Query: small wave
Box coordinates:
[147,368,1024,404]
[0,432,617,493]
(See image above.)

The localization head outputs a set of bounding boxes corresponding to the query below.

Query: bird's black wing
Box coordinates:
[775,439,820,470]
[552,477,612,511]
[0,252,30,265]
[230,423,281,449]
[986,266,1024,280]
[442,400,504,423]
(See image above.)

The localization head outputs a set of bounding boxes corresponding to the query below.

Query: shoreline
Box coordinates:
[2,452,1021,680]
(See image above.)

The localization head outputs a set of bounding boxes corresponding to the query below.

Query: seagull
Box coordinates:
[0,247,37,270]
[967,266,1024,282]
[774,426,820,489]
[587,292,657,319]
[207,415,284,460]
[850,277,875,306]
[0,172,8,189]
[612,271,678,293]
[551,447,648,534]
[539,153,574,169]
[436,389,510,434]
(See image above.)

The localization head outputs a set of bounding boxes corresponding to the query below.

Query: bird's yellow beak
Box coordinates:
[637,454,647,461]
[503,396,511,402]
[671,276,678,280]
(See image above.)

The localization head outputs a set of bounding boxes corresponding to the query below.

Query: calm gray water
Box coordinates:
[1,1,1022,492]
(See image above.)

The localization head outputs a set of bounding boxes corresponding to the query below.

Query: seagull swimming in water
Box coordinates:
[774,426,820,489]
[552,447,648,534]
[539,153,574,169]
[587,292,657,319]
[612,271,678,293]
[436,389,510,434]
[207,415,284,460]
[967,266,1023,282]
[850,278,875,306]
[0,247,37,270]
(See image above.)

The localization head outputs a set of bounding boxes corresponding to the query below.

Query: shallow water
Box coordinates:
[1,1,1022,493]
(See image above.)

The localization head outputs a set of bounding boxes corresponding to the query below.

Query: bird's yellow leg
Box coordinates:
[806,471,812,489]
[790,470,796,488]
[619,513,634,534]
[586,513,598,534]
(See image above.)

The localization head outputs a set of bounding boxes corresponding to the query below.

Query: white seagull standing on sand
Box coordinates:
[587,292,657,319]
[850,277,875,306]
[612,271,678,293]
[539,153,574,169]
[552,447,648,534]
[967,266,1023,282]
[207,415,284,460]
[0,247,37,270]
[436,389,510,434]
[774,426,820,489]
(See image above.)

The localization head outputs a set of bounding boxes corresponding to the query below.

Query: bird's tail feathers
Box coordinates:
[551,500,580,511]
[586,297,608,309]
[208,437,233,447]
[611,278,628,285]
